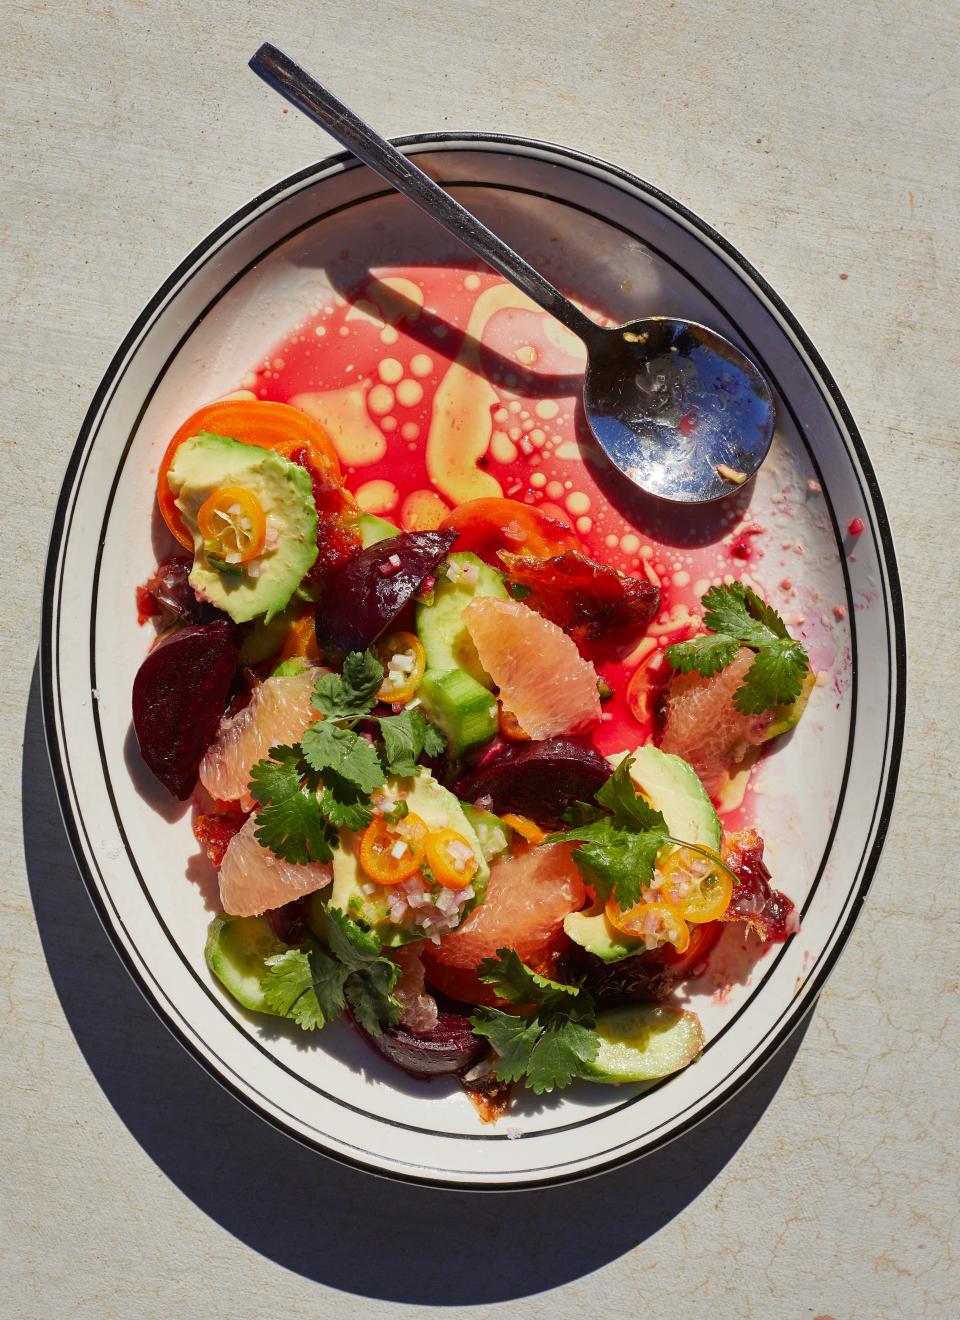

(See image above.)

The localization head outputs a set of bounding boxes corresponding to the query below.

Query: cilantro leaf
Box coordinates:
[254,794,336,866]
[470,1009,543,1083]
[596,756,668,833]
[325,907,381,970]
[562,816,666,908]
[524,1017,598,1095]
[734,638,809,713]
[378,707,447,777]
[309,950,351,1023]
[421,720,447,758]
[477,948,580,1007]
[301,722,386,794]
[666,582,809,714]
[666,632,741,677]
[470,950,598,1094]
[345,960,402,1036]
[247,744,306,807]
[318,776,374,831]
[312,649,384,719]
[262,947,347,1030]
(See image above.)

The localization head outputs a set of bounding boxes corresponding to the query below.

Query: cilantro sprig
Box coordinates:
[262,908,402,1036]
[249,650,446,866]
[666,583,809,714]
[470,949,599,1094]
[547,756,737,911]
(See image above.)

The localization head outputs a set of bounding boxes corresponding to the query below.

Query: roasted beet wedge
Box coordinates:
[313,530,456,662]
[360,1008,485,1078]
[499,550,659,644]
[136,555,222,631]
[132,620,239,800]
[456,736,613,828]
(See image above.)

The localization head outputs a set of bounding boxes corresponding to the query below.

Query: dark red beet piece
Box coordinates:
[720,828,798,942]
[358,1009,485,1078]
[136,555,223,630]
[132,621,239,800]
[314,529,456,662]
[266,894,312,945]
[499,550,660,644]
[455,736,613,828]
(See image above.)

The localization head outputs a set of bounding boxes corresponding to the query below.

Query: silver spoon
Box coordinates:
[249,43,775,504]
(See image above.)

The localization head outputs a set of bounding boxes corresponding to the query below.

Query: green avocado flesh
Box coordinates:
[580,1004,704,1082]
[168,432,318,624]
[563,744,721,962]
[416,552,508,687]
[326,768,488,947]
[205,914,288,1014]
[358,512,400,546]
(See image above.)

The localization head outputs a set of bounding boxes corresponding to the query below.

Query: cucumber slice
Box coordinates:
[461,802,511,863]
[418,668,498,756]
[204,914,288,1014]
[416,552,507,687]
[359,513,400,547]
[581,1004,704,1083]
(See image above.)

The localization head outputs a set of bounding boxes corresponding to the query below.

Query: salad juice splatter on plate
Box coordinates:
[132,265,812,1119]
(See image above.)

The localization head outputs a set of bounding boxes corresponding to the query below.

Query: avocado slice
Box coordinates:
[563,744,721,962]
[168,432,318,624]
[460,802,511,864]
[326,768,489,947]
[358,513,400,546]
[763,665,815,740]
[416,552,507,687]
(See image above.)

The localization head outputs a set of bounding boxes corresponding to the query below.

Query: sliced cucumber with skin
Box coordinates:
[358,513,400,547]
[416,552,507,687]
[461,802,511,863]
[418,668,498,756]
[205,915,289,1014]
[581,1004,704,1083]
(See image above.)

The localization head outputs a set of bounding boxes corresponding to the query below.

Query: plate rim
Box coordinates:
[40,131,906,1190]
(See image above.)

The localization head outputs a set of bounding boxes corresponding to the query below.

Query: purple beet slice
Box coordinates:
[132,620,239,800]
[313,530,455,662]
[456,736,613,828]
[136,555,223,631]
[359,1008,485,1078]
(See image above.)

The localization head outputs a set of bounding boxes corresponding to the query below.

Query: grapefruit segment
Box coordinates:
[199,668,320,811]
[462,596,601,739]
[218,814,332,917]
[660,647,774,795]
[422,842,586,1005]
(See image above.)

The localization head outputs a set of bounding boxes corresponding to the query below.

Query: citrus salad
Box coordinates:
[133,329,811,1119]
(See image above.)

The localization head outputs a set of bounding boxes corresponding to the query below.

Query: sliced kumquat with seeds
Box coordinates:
[656,845,733,924]
[359,812,428,885]
[198,485,266,563]
[425,828,479,890]
[376,631,426,705]
[605,897,690,954]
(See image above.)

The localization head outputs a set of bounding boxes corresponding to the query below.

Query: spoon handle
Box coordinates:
[250,44,601,345]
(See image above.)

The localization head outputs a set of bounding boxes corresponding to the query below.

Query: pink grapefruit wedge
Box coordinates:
[462,596,601,739]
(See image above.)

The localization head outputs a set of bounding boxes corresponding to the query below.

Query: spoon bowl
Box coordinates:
[584,317,775,502]
[250,44,775,504]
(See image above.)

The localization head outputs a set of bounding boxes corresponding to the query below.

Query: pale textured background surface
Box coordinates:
[2,1,958,1316]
